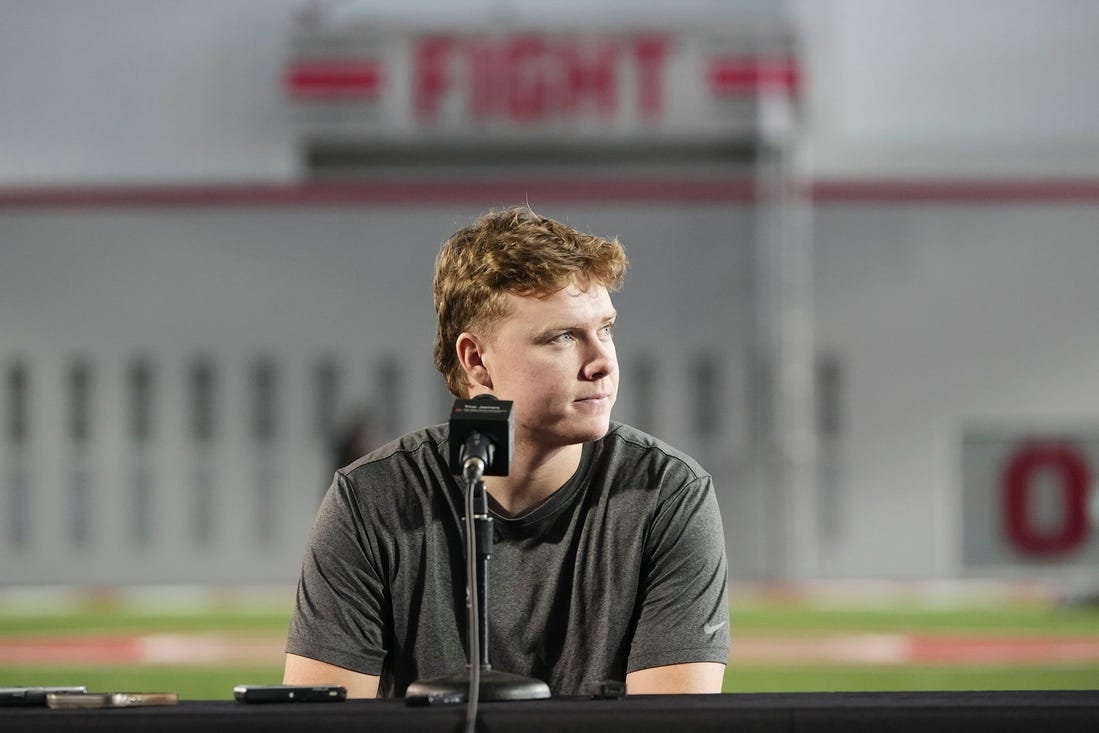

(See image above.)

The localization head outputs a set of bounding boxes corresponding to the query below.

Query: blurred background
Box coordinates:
[2,0,1099,696]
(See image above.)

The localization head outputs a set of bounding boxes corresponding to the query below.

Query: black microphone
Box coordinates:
[448,394,514,481]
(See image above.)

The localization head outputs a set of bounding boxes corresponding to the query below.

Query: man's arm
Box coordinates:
[283,653,380,699]
[626,662,725,694]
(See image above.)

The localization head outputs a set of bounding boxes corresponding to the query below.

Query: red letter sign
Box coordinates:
[1002,442,1091,556]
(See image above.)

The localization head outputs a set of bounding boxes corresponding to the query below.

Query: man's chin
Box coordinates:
[530,415,611,448]
[572,416,612,443]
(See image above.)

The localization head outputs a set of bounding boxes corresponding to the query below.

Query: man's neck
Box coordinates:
[483,442,583,517]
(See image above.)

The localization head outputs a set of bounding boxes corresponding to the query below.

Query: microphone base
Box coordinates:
[406,666,551,701]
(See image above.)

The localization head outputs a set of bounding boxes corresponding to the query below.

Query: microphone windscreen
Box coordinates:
[448,395,514,476]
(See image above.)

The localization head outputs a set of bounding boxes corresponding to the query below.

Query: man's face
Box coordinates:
[475,283,618,450]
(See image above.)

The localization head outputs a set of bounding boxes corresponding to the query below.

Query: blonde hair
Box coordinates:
[433,206,629,397]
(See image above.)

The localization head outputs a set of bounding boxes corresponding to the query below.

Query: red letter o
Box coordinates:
[1002,443,1090,556]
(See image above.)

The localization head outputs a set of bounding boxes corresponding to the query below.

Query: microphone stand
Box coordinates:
[406,469,550,703]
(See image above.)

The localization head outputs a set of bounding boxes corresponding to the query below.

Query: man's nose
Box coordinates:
[582,338,616,381]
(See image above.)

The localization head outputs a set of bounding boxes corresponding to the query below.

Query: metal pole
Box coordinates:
[750,63,818,581]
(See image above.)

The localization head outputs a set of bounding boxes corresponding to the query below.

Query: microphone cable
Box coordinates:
[463,458,484,733]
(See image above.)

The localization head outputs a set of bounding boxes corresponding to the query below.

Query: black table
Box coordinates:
[4,690,1098,732]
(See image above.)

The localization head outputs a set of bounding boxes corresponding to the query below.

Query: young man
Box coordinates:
[284,207,729,698]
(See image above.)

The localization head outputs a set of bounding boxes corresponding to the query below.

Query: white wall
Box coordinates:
[799,0,1099,177]
[0,0,301,184]
[813,203,1099,578]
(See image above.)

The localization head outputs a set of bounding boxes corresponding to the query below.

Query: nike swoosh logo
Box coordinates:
[704,621,726,635]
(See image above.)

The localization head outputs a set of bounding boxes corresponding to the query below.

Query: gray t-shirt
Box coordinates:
[286,421,729,698]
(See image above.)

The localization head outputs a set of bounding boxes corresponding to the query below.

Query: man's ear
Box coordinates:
[455,332,493,391]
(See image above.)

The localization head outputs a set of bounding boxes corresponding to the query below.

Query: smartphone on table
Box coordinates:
[46,692,178,709]
[0,687,88,707]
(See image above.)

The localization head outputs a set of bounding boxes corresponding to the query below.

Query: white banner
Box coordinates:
[284,24,798,145]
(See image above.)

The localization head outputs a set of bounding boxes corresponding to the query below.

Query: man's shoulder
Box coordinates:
[597,423,710,483]
[339,424,448,481]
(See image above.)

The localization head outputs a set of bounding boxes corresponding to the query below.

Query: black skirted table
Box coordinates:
[4,690,1098,733]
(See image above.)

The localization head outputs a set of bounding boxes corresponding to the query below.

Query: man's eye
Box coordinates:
[551,332,575,343]
[601,323,615,337]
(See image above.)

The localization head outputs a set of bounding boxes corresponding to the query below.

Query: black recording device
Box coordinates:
[233,684,347,703]
[448,394,514,477]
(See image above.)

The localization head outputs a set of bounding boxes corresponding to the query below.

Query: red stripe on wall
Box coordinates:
[285,61,384,98]
[811,179,1099,203]
[2,178,1099,208]
[0,179,758,208]
[708,58,800,96]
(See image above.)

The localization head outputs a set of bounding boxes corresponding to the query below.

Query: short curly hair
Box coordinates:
[433,206,629,397]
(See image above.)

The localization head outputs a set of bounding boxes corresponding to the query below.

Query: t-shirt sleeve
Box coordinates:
[285,471,390,675]
[627,472,730,673]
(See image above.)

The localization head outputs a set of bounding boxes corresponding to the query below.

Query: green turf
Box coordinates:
[0,665,282,701]
[6,602,1097,637]
[0,611,291,636]
[729,603,1099,636]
